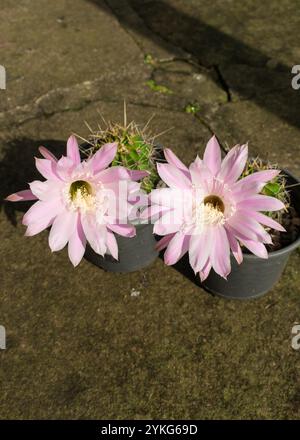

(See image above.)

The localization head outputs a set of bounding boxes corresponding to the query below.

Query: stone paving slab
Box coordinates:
[0,0,300,419]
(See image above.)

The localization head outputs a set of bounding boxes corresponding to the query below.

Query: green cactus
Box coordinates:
[78,111,161,193]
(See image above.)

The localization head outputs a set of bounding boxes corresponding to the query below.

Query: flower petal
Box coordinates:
[29,180,62,201]
[189,160,212,192]
[210,226,231,279]
[164,148,191,180]
[139,204,169,220]
[96,166,130,184]
[218,144,248,184]
[5,189,37,202]
[24,216,54,236]
[81,215,107,256]
[108,223,136,238]
[155,233,176,251]
[67,135,80,165]
[199,259,212,282]
[22,199,64,226]
[189,228,213,274]
[153,211,182,235]
[225,228,243,264]
[232,182,265,202]
[56,156,75,181]
[153,223,181,236]
[240,239,268,259]
[203,135,222,176]
[91,142,118,174]
[164,232,190,265]
[35,158,60,181]
[232,169,280,192]
[106,231,118,260]
[150,188,185,208]
[49,211,77,252]
[68,214,86,266]
[226,224,268,258]
[241,210,286,232]
[237,194,285,212]
[127,169,150,181]
[227,212,270,243]
[38,146,58,162]
[157,163,192,189]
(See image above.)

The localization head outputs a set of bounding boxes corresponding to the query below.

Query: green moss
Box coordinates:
[184,103,201,114]
[146,79,173,95]
[144,54,156,66]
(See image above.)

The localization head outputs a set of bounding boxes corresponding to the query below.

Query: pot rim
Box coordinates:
[242,168,300,259]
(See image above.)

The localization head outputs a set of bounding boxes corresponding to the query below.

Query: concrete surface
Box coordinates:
[0,0,300,419]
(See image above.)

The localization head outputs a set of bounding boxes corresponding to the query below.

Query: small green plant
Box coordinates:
[144,54,155,66]
[184,102,201,114]
[77,108,162,193]
[241,157,289,224]
[146,79,173,95]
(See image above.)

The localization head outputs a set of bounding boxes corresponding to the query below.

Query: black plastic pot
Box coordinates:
[202,170,300,299]
[84,222,158,272]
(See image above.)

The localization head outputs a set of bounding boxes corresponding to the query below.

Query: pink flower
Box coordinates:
[6,136,146,266]
[147,135,285,280]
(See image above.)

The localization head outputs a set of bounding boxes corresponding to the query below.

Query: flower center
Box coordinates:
[192,194,225,232]
[203,194,225,213]
[68,180,95,212]
[69,180,92,200]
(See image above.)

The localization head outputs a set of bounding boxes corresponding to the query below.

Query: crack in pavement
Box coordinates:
[0,81,189,130]
[0,2,236,132]
[6,1,285,136]
[103,0,216,78]
[86,0,300,131]
[125,1,233,103]
[108,0,290,108]
[213,65,232,102]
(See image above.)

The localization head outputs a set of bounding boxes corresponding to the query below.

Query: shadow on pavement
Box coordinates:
[87,0,300,129]
[0,139,65,226]
[157,242,212,293]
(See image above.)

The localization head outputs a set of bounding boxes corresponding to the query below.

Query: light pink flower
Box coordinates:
[146,135,285,280]
[6,136,146,266]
